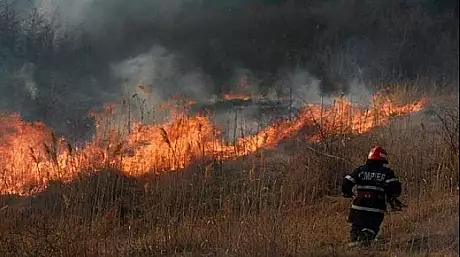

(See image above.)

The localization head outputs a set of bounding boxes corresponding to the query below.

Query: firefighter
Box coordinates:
[341,146,402,247]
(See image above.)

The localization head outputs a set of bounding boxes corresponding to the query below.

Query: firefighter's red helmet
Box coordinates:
[368,146,388,162]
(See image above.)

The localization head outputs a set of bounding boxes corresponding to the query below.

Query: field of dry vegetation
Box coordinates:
[1,1,459,256]
[0,86,458,257]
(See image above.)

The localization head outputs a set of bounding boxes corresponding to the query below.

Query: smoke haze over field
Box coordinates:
[0,0,458,140]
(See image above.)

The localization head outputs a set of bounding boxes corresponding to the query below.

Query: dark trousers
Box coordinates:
[348,208,384,243]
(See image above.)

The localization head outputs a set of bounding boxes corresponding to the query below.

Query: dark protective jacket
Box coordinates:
[342,160,402,213]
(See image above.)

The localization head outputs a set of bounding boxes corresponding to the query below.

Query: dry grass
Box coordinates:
[0,93,458,257]
[0,186,457,257]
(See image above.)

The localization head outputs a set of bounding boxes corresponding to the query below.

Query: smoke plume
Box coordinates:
[0,0,458,140]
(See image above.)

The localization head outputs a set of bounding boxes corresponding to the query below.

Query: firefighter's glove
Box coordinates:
[389,203,403,212]
[388,197,405,212]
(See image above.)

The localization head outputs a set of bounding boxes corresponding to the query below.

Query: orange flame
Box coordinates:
[222,93,253,101]
[0,90,427,195]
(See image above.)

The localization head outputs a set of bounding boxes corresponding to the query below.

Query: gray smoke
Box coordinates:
[0,0,457,140]
[112,45,212,104]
